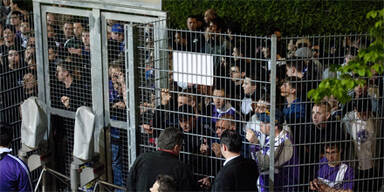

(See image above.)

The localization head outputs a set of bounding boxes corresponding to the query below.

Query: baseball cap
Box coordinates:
[111,23,123,33]
[257,110,284,125]
[295,47,312,58]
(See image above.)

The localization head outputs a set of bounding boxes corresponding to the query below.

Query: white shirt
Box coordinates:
[0,147,12,155]
[223,155,240,166]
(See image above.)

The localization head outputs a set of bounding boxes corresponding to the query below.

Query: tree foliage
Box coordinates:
[308,8,384,104]
[162,0,382,36]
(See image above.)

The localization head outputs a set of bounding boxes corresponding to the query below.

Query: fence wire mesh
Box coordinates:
[3,7,384,192]
[0,12,41,182]
[47,13,92,111]
[133,22,384,191]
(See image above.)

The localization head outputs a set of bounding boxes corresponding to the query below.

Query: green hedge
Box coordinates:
[162,0,383,36]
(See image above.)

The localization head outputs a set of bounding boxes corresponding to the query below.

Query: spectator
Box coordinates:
[24,45,35,71]
[55,62,87,110]
[46,13,60,35]
[342,99,378,191]
[108,23,124,62]
[0,47,26,123]
[285,59,318,100]
[0,0,11,21]
[6,48,23,71]
[186,15,204,52]
[177,104,214,177]
[48,46,62,66]
[344,78,381,115]
[22,72,37,97]
[322,95,342,120]
[153,88,177,130]
[203,8,217,27]
[241,64,267,121]
[210,87,236,124]
[204,18,229,57]
[47,25,58,47]
[9,10,22,33]
[110,23,124,51]
[280,77,306,126]
[227,62,245,111]
[309,142,354,192]
[210,130,259,191]
[5,0,28,25]
[127,127,196,191]
[0,25,20,57]
[107,60,126,188]
[253,110,299,191]
[0,122,33,192]
[81,29,90,57]
[60,21,73,48]
[19,21,30,48]
[300,103,350,188]
[245,94,284,159]
[149,174,177,192]
[172,31,187,51]
[108,61,126,111]
[64,21,83,55]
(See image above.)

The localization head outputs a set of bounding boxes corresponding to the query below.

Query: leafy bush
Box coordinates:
[162,0,382,36]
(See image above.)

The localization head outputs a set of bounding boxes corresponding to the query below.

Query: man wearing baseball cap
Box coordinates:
[251,110,299,191]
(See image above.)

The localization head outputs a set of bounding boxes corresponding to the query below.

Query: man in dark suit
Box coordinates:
[127,127,196,191]
[210,130,259,191]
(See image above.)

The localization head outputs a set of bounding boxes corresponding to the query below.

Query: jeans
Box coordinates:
[111,128,124,192]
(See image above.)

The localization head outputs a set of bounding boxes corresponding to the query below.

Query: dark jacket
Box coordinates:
[127,150,196,192]
[211,156,259,192]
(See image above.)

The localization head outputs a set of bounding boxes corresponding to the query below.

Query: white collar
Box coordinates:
[0,147,12,155]
[223,155,240,166]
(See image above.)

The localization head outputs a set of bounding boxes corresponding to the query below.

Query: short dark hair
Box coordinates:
[283,76,302,96]
[157,127,183,150]
[156,174,177,192]
[324,142,342,152]
[11,11,23,18]
[220,130,242,153]
[0,122,12,147]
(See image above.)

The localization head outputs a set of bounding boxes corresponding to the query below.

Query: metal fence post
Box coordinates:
[126,24,138,168]
[90,8,104,154]
[153,20,168,104]
[269,34,277,191]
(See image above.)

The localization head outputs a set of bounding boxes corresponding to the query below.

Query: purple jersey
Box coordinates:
[0,152,33,192]
[317,157,354,190]
[211,103,236,124]
[256,130,299,191]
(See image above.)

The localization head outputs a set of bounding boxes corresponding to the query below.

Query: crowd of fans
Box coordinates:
[136,8,384,191]
[1,1,384,191]
[0,0,36,129]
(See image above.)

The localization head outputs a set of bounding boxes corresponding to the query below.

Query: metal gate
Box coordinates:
[33,0,165,190]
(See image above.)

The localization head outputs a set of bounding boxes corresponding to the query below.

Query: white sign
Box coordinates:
[173,51,214,86]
